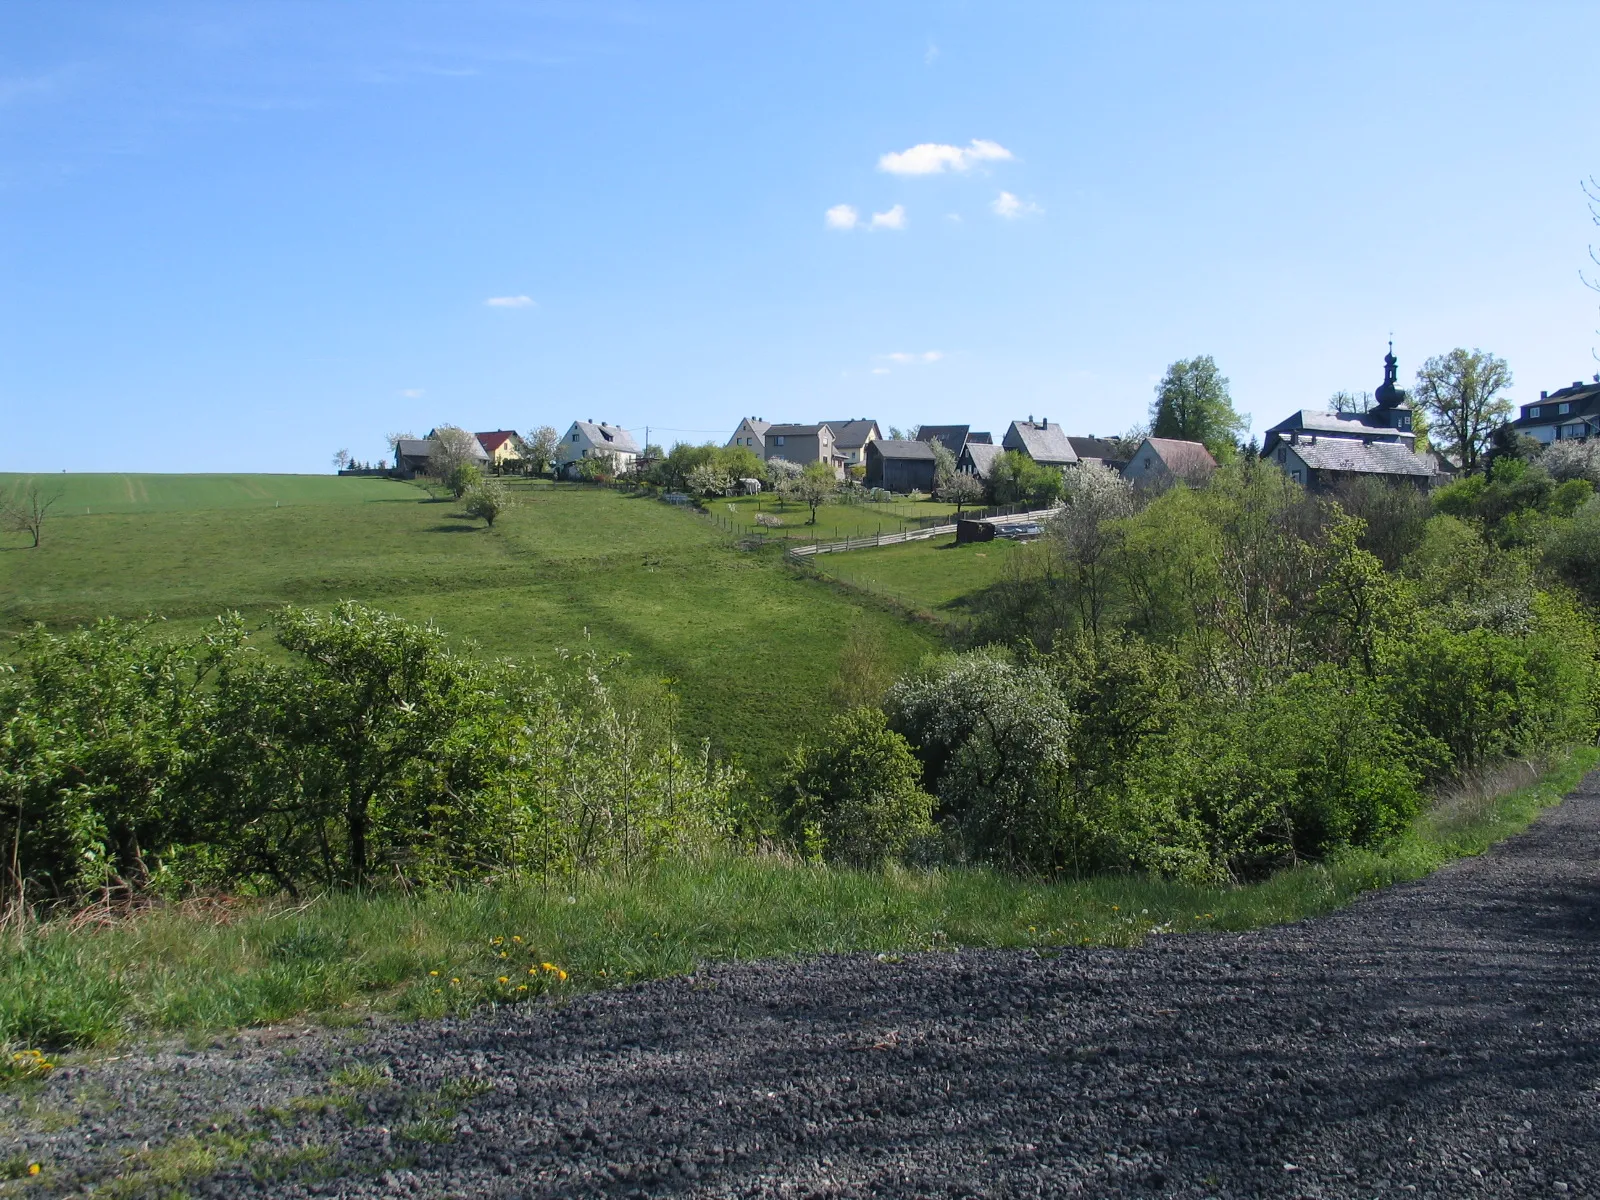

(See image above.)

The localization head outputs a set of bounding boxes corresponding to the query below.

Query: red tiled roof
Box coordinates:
[475,431,519,453]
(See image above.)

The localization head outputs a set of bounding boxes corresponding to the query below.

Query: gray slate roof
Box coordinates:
[960,442,1004,479]
[572,421,640,454]
[1266,409,1410,440]
[917,425,970,455]
[1142,438,1217,474]
[817,419,879,450]
[1067,436,1122,461]
[1003,420,1078,465]
[765,423,827,437]
[871,439,937,460]
[397,436,490,463]
[1512,381,1600,429]
[1291,439,1436,478]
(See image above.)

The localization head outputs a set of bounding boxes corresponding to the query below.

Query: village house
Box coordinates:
[957,441,1004,482]
[392,433,491,480]
[1509,376,1600,444]
[818,419,881,473]
[727,417,772,453]
[474,430,525,468]
[1121,437,1218,487]
[865,439,938,492]
[557,420,640,477]
[1066,436,1126,469]
[1002,418,1078,467]
[762,423,842,474]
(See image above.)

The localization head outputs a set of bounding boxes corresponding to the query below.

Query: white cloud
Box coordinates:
[870,204,907,231]
[880,351,943,368]
[484,295,536,308]
[825,203,859,231]
[991,190,1042,219]
[878,139,1012,175]
[399,388,425,398]
[924,41,940,66]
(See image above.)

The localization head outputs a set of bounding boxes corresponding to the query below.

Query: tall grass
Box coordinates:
[2,748,1594,1055]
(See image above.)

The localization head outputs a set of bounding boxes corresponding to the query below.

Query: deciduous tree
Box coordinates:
[1413,348,1512,474]
[781,461,837,523]
[524,426,559,476]
[1149,356,1248,460]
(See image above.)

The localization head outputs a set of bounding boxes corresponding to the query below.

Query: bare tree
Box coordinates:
[1585,175,1600,361]
[1413,349,1513,474]
[332,448,352,472]
[2,483,61,548]
[386,431,416,460]
[1329,390,1374,414]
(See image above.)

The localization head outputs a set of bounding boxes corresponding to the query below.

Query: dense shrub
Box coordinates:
[774,707,934,866]
[1,604,741,900]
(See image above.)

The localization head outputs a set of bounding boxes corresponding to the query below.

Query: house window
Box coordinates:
[1291,469,1303,484]
[1275,448,1286,464]
[1530,406,1541,419]
[1559,402,1572,415]
[571,432,579,442]
[1143,458,1152,469]
[775,436,786,446]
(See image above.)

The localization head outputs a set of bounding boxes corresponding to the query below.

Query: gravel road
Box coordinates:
[6,772,1600,1199]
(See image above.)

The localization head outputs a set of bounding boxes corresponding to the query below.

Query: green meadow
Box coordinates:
[809,535,1033,618]
[0,474,941,780]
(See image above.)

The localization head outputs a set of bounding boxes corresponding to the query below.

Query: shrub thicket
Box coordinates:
[0,603,739,900]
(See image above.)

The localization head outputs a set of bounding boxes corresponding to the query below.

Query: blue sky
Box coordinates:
[3,1,1599,473]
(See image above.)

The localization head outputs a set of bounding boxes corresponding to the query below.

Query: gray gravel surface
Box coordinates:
[6,772,1600,1199]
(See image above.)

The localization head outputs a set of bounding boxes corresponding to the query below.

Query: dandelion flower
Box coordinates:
[541,962,555,971]
[498,976,509,984]
[451,978,460,985]
[429,970,439,977]
[29,1164,41,1175]
[557,970,568,982]
[512,935,522,943]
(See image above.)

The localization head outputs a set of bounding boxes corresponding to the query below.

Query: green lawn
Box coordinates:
[711,493,963,543]
[0,475,941,780]
[810,535,1037,617]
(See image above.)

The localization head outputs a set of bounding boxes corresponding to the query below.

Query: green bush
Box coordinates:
[775,707,934,866]
[443,462,482,499]
[1,605,743,899]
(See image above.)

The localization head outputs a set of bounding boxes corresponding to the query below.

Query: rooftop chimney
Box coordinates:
[1541,391,1548,400]
[1576,382,1585,389]
[1041,418,1048,429]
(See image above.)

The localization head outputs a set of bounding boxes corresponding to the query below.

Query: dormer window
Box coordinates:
[1559,402,1572,415]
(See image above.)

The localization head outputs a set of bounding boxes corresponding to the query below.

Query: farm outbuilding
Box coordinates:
[865,439,937,492]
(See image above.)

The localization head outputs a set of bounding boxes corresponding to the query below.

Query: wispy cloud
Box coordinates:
[870,204,907,231]
[827,203,905,232]
[924,41,940,66]
[874,351,943,373]
[825,203,859,231]
[878,139,1012,175]
[992,190,1042,219]
[484,295,536,308]
[399,388,425,398]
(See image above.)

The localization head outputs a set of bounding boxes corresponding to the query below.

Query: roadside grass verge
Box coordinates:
[1,748,1593,1056]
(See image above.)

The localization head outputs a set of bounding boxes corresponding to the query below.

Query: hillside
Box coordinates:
[0,474,942,779]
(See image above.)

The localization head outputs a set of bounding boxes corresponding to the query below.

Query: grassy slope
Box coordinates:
[810,535,1033,617]
[4,748,1594,1051]
[0,474,940,779]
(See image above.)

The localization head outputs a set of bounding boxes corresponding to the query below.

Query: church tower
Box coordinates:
[1372,343,1413,432]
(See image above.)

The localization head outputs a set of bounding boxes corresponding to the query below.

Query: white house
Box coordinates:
[1509,378,1600,445]
[727,417,772,453]
[557,420,640,476]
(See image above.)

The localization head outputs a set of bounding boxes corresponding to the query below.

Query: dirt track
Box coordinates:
[6,772,1600,1198]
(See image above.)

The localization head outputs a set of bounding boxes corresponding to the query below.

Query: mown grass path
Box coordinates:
[5,762,1598,1197]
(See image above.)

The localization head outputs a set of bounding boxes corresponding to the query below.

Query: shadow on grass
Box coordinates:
[426,523,482,534]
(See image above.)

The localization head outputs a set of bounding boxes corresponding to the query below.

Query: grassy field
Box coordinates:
[711,493,962,542]
[809,535,1038,617]
[3,748,1592,1052]
[0,474,942,779]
